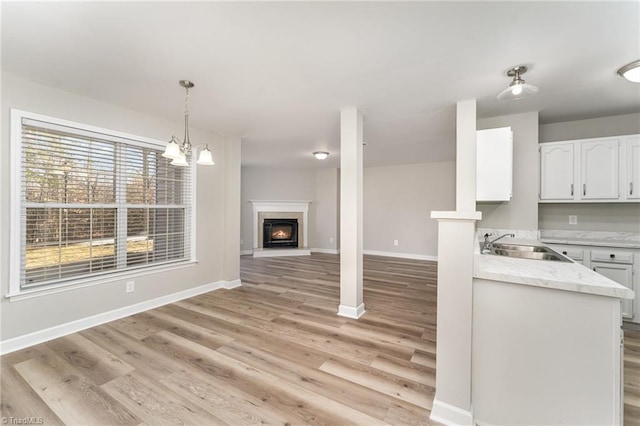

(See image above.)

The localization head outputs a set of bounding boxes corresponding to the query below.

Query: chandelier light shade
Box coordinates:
[617,60,640,83]
[197,146,215,165]
[497,65,539,101]
[313,151,329,160]
[164,80,214,166]
[171,151,189,167]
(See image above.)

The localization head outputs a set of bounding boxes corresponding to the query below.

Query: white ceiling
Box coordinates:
[2,2,639,169]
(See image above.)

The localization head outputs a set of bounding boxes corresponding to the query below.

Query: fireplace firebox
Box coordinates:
[263,219,298,248]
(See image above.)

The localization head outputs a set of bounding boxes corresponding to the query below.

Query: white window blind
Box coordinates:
[14,111,193,290]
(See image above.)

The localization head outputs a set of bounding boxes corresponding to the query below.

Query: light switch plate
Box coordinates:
[569,215,578,225]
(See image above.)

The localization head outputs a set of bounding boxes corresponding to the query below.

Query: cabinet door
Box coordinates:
[581,139,619,200]
[477,127,512,201]
[540,143,575,200]
[592,262,634,319]
[627,136,640,200]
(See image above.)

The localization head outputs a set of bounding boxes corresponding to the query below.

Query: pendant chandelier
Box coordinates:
[162,80,214,166]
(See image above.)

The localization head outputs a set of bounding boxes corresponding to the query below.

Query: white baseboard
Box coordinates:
[0,279,241,355]
[337,303,366,319]
[223,279,242,289]
[430,398,473,425]
[240,250,253,256]
[253,248,311,257]
[363,250,438,261]
[310,248,340,254]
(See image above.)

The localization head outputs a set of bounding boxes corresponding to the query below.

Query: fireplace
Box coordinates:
[263,219,298,248]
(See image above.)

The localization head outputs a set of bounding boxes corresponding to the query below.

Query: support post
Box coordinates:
[338,107,365,319]
[430,100,479,425]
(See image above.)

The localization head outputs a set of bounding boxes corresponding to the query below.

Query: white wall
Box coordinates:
[315,168,340,251]
[240,167,318,252]
[477,111,539,231]
[241,162,455,258]
[363,161,456,259]
[0,72,241,341]
[539,113,640,232]
[539,112,640,143]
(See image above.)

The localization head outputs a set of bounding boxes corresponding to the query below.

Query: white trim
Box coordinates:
[9,109,23,297]
[429,398,473,426]
[338,303,366,319]
[431,210,482,221]
[363,250,438,262]
[17,109,167,149]
[250,200,311,250]
[240,250,253,256]
[0,279,239,355]
[223,279,242,289]
[310,248,340,254]
[253,248,311,258]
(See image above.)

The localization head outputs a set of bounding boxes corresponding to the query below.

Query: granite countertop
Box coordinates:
[539,230,640,249]
[473,236,635,300]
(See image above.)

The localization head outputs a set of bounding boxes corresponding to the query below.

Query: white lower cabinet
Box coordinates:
[592,262,634,319]
[546,243,638,323]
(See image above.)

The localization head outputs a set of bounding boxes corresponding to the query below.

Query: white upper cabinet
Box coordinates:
[540,142,575,201]
[627,136,640,200]
[539,134,638,203]
[476,127,512,202]
[580,139,619,200]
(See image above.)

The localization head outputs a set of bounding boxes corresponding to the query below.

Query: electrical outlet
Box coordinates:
[393,239,399,246]
[569,215,578,225]
[126,281,135,293]
[329,237,334,244]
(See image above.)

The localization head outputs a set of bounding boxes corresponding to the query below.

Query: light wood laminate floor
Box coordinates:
[1,253,639,425]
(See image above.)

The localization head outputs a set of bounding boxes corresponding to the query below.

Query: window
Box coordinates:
[10,110,194,294]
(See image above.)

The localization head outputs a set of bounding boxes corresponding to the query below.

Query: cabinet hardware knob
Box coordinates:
[610,254,615,258]
[562,251,567,255]
[631,182,634,195]
[583,183,586,196]
[570,184,574,196]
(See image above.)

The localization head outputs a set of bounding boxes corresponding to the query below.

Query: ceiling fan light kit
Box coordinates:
[497,65,539,101]
[162,80,215,167]
[617,60,640,83]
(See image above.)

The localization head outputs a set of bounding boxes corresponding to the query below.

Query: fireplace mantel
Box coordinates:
[250,200,311,256]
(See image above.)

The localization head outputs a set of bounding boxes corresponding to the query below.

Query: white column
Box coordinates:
[223,136,242,284]
[456,99,477,211]
[338,107,365,319]
[429,100,479,425]
[430,212,480,425]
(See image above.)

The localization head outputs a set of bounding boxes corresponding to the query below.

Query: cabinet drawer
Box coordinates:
[590,249,633,264]
[547,245,583,261]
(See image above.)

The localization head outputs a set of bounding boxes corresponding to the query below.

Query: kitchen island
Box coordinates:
[472,235,634,425]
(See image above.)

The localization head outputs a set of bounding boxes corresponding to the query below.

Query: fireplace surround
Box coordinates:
[250,200,311,257]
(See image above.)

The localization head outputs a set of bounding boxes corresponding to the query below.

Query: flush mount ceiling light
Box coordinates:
[313,151,329,160]
[497,65,539,101]
[163,80,215,167]
[617,60,640,83]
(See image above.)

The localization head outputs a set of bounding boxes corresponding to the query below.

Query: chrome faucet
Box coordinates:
[482,232,515,253]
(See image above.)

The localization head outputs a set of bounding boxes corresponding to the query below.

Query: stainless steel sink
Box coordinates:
[493,243,548,253]
[482,243,571,262]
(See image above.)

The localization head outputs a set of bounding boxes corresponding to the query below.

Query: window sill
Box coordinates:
[5,260,198,302]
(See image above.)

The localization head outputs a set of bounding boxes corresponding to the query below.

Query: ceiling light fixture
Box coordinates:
[617,60,640,83]
[497,65,539,101]
[313,151,329,160]
[163,80,214,167]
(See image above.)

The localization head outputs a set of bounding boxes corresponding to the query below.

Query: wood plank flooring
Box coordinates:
[1,253,639,425]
